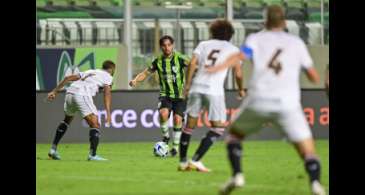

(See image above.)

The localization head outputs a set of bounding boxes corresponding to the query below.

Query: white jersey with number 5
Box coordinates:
[190,39,240,96]
[66,69,113,97]
[243,31,313,109]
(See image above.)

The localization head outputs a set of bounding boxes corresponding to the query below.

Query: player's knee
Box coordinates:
[159,110,169,120]
[89,119,100,129]
[173,115,182,125]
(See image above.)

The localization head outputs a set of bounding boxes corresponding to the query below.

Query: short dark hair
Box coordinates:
[159,35,174,46]
[209,19,235,41]
[265,5,286,30]
[102,60,116,70]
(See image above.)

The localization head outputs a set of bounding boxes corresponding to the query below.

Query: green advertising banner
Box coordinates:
[36,46,127,91]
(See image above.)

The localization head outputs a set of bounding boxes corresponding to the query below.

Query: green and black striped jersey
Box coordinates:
[148,51,189,99]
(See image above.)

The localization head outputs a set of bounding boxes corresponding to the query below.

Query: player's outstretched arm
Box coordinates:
[233,63,246,99]
[184,55,198,98]
[305,67,320,84]
[129,68,152,88]
[205,52,245,73]
[47,74,81,101]
[103,85,112,127]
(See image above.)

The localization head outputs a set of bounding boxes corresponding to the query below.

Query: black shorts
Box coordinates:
[158,97,187,117]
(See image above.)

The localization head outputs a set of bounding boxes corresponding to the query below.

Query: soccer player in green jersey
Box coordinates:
[129,35,189,156]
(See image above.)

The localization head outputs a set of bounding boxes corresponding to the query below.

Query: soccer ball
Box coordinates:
[153,141,169,157]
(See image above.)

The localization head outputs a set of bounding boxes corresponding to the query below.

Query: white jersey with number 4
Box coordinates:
[66,69,113,97]
[190,39,240,96]
[243,31,313,110]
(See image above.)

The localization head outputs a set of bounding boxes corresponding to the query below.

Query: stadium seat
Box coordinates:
[231,22,246,47]
[286,0,305,8]
[263,0,284,6]
[194,22,209,42]
[63,21,80,45]
[244,10,264,19]
[78,21,94,45]
[94,21,120,45]
[305,22,322,45]
[47,21,65,45]
[242,0,264,8]
[160,22,174,38]
[286,20,300,36]
[180,21,194,55]
[38,20,48,45]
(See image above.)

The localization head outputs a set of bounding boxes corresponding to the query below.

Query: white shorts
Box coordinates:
[230,98,312,142]
[186,93,226,122]
[64,93,98,118]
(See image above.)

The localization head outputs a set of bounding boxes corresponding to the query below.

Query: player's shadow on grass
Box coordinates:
[36,156,104,162]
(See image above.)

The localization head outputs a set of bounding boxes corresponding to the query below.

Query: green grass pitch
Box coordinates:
[37,140,328,195]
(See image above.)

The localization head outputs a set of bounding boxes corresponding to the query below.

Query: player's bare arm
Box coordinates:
[103,85,112,127]
[305,67,320,84]
[129,68,153,87]
[184,54,198,98]
[233,63,245,99]
[47,74,81,101]
[205,52,245,73]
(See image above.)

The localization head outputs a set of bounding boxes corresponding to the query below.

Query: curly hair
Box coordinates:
[209,19,235,41]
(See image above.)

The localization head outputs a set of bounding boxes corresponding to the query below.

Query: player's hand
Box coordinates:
[129,79,137,87]
[47,91,57,101]
[105,115,112,128]
[237,89,246,100]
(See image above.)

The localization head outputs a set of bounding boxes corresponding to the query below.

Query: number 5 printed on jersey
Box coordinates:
[206,49,221,67]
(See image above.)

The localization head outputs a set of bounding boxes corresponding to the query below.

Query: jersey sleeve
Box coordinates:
[148,58,158,72]
[179,54,190,67]
[193,42,203,58]
[298,40,313,69]
[104,74,113,86]
[240,35,255,60]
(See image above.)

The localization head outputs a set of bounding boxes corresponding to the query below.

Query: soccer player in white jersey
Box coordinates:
[206,5,326,195]
[178,19,245,172]
[46,60,115,161]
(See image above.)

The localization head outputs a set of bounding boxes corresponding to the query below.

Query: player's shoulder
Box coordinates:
[283,32,304,44]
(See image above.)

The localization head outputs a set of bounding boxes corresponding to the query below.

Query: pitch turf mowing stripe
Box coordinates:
[36,140,328,195]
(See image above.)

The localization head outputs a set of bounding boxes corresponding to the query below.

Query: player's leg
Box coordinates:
[48,94,76,160]
[170,99,186,156]
[77,95,107,161]
[158,97,172,144]
[220,108,268,195]
[83,113,107,161]
[280,109,326,195]
[48,115,74,160]
[170,114,182,156]
[188,120,224,172]
[189,95,226,172]
[178,93,201,170]
[178,115,198,170]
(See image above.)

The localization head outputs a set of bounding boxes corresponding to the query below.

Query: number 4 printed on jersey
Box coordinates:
[268,49,283,74]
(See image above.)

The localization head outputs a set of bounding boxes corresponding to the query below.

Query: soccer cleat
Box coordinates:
[219,173,245,195]
[312,180,326,195]
[188,160,211,172]
[48,149,61,160]
[162,136,170,145]
[177,161,191,171]
[170,148,178,157]
[88,155,108,161]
